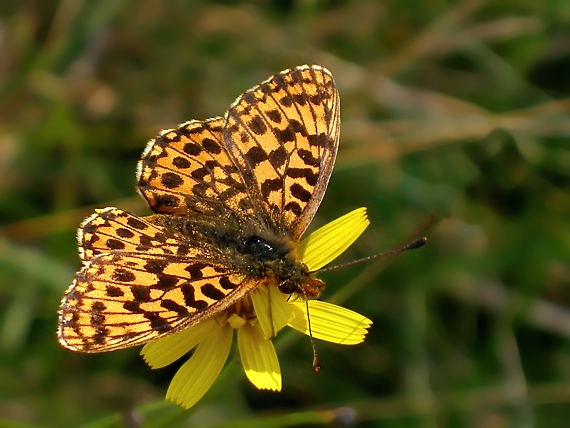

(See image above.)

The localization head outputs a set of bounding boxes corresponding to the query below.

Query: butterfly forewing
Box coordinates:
[58,65,340,353]
[223,65,340,239]
[137,117,255,218]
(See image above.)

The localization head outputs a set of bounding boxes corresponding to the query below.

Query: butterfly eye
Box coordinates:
[277,281,298,295]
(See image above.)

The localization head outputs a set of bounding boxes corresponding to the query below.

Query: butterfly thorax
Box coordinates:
[148,214,325,298]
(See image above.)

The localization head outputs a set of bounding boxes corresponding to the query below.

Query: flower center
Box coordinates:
[223,295,256,330]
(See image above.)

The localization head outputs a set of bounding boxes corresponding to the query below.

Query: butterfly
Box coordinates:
[57,65,340,352]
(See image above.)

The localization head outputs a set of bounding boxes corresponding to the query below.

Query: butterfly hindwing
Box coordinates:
[59,252,254,352]
[77,207,196,262]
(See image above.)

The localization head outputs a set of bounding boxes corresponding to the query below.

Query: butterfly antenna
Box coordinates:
[318,237,427,273]
[301,290,321,373]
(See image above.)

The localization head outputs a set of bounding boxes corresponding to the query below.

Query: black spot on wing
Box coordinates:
[145,312,170,332]
[137,235,154,251]
[106,286,124,297]
[106,239,125,250]
[268,146,287,168]
[286,167,319,186]
[183,142,201,156]
[145,259,167,274]
[91,302,106,328]
[203,138,222,154]
[127,217,147,230]
[261,178,282,198]
[284,201,302,216]
[307,133,328,148]
[290,183,312,203]
[266,110,282,123]
[280,96,293,107]
[249,116,267,135]
[201,283,225,301]
[181,283,209,310]
[116,228,135,239]
[245,146,268,167]
[309,93,324,105]
[219,276,238,290]
[191,166,209,181]
[91,311,105,327]
[161,299,190,317]
[82,222,97,234]
[297,148,320,166]
[155,274,178,291]
[123,301,141,313]
[112,268,136,283]
[161,172,183,189]
[185,263,207,280]
[93,326,109,345]
[274,126,295,143]
[132,285,152,302]
[172,156,191,169]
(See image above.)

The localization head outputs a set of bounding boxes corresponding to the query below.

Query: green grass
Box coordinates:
[1,0,570,426]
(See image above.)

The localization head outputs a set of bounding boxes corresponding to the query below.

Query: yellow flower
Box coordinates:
[140,208,372,409]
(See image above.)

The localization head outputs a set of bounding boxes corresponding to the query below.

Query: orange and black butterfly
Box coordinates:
[58,65,340,352]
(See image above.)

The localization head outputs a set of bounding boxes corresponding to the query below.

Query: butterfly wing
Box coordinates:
[137,117,255,220]
[59,209,256,352]
[77,207,199,262]
[223,65,340,240]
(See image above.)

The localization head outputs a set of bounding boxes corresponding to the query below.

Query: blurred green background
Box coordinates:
[1,0,570,427]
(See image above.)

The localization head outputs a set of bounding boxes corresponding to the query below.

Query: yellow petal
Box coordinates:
[140,318,216,369]
[166,322,233,409]
[238,321,282,391]
[288,299,372,345]
[250,286,294,339]
[297,207,370,271]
